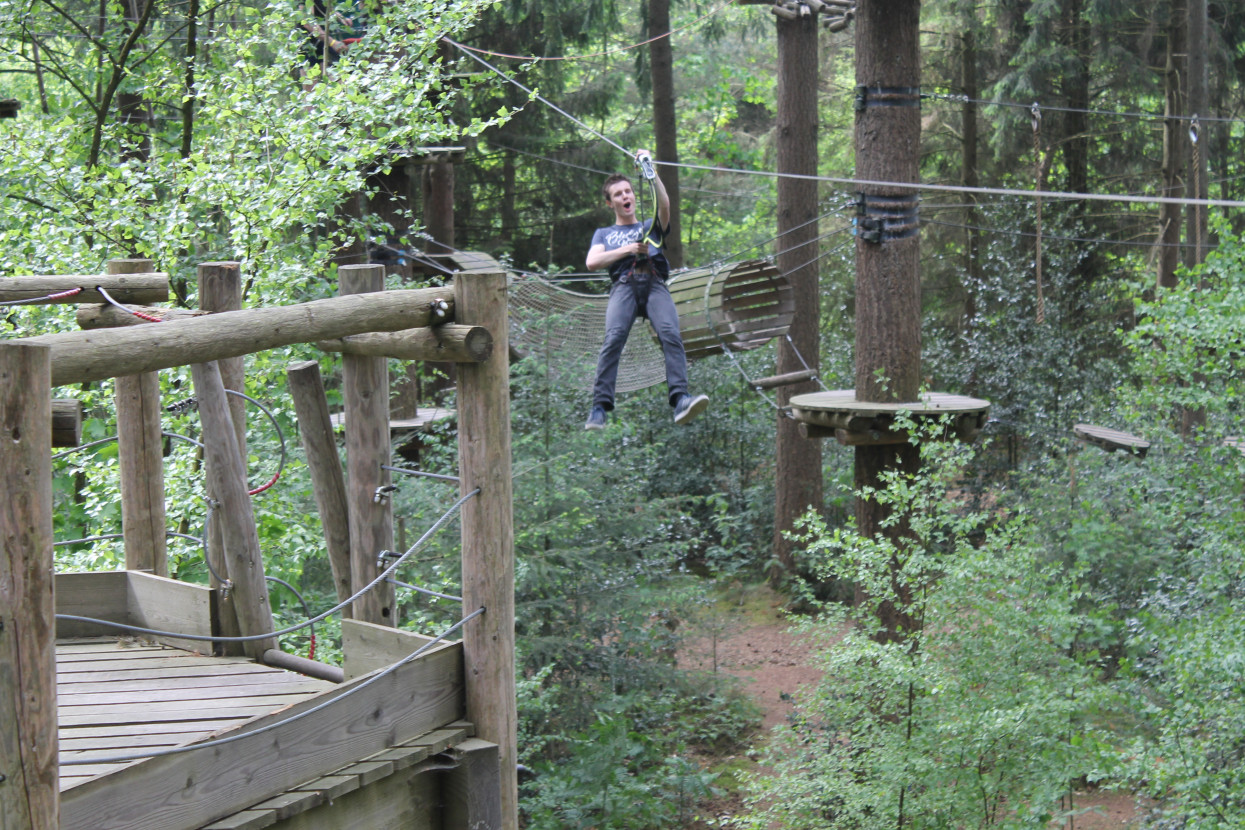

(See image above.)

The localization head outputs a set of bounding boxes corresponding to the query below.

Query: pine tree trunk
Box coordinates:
[1157,0,1185,290]
[769,13,822,586]
[649,0,683,269]
[853,0,922,640]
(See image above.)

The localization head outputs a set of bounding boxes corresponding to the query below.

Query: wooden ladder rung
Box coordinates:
[751,369,817,390]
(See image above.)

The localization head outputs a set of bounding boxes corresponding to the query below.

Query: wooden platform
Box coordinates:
[329,406,455,434]
[57,639,337,790]
[1073,423,1150,457]
[44,571,486,830]
[789,389,991,446]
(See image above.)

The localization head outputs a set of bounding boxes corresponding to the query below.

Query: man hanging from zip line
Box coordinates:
[584,149,709,430]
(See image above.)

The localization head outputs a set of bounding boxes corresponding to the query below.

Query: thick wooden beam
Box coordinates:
[287,360,353,611]
[190,360,277,659]
[16,287,454,386]
[0,275,168,306]
[455,270,517,830]
[316,324,493,363]
[341,266,396,626]
[0,343,58,830]
[108,259,167,577]
[199,262,246,653]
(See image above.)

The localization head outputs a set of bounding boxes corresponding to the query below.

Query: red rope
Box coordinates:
[248,470,282,496]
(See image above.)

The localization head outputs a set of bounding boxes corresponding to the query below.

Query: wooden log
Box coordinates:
[455,270,518,830]
[108,259,167,578]
[17,287,455,386]
[341,266,395,626]
[315,324,493,363]
[76,305,205,329]
[286,360,353,612]
[190,360,277,659]
[52,398,82,447]
[199,263,246,654]
[0,274,169,306]
[0,343,58,830]
[751,369,818,390]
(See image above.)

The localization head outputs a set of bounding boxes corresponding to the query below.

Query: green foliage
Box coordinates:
[1126,217,1245,424]
[735,426,1121,829]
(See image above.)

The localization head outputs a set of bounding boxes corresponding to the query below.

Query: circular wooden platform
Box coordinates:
[1073,423,1150,458]
[789,390,991,446]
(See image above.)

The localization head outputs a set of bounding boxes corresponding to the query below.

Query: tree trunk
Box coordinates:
[649,0,683,269]
[960,18,980,339]
[1185,0,1208,268]
[1157,0,1186,290]
[769,13,822,587]
[854,0,922,640]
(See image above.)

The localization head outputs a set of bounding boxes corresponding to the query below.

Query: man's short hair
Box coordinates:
[603,174,631,203]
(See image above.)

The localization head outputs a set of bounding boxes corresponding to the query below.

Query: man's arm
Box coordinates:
[587,241,646,271]
[637,150,671,230]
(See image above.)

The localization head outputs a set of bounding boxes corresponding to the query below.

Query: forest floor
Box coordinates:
[677,583,1146,829]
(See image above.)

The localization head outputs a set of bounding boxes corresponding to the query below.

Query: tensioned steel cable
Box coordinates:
[56,489,481,642]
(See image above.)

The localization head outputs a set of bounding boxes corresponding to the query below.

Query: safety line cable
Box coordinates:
[922,90,1245,126]
[52,430,201,461]
[661,159,1245,209]
[445,37,632,158]
[0,286,83,306]
[453,45,1245,210]
[382,464,460,484]
[59,607,484,766]
[449,0,733,62]
[387,577,463,603]
[55,488,481,643]
[487,138,759,198]
[922,216,1212,251]
[96,285,165,323]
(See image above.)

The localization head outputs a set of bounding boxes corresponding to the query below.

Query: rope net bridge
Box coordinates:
[436,252,798,394]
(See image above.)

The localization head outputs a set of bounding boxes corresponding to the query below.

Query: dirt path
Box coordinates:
[677,585,1142,828]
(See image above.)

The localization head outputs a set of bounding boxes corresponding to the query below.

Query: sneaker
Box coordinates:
[673,393,709,425]
[584,404,607,430]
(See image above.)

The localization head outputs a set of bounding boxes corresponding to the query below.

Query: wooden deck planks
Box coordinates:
[56,638,337,793]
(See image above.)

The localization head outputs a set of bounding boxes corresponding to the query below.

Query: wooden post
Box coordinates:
[456,270,517,830]
[198,263,246,449]
[0,343,57,829]
[198,263,246,652]
[286,360,353,611]
[340,265,395,625]
[190,360,277,659]
[108,258,167,576]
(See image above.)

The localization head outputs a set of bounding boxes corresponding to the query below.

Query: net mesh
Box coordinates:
[508,276,668,393]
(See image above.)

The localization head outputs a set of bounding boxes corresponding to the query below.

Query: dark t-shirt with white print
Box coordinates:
[590,218,670,282]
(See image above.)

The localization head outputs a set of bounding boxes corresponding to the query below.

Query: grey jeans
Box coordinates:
[591,270,688,410]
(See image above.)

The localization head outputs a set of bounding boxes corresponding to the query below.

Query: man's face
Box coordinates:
[605,180,636,221]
